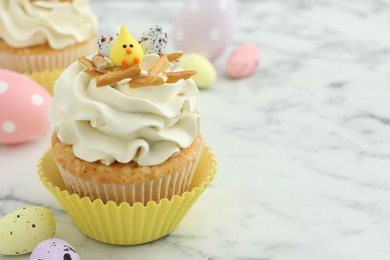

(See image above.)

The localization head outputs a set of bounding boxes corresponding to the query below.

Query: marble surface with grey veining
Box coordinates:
[1,0,390,259]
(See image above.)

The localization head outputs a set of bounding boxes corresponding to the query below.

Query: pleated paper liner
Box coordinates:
[25,70,62,95]
[56,142,203,205]
[38,145,216,245]
[0,37,96,73]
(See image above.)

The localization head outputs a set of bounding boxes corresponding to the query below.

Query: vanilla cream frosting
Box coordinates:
[49,54,200,166]
[0,0,96,49]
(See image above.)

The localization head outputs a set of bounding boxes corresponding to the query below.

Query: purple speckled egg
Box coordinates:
[173,0,236,61]
[30,238,80,260]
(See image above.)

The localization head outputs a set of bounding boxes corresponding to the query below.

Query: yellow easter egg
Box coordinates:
[0,206,56,255]
[109,25,144,67]
[178,53,216,88]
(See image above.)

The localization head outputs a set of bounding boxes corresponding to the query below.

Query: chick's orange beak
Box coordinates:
[126,48,132,55]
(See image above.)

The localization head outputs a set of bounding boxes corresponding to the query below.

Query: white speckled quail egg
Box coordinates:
[0,206,56,256]
[97,24,119,58]
[138,25,168,55]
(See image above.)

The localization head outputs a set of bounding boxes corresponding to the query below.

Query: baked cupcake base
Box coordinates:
[51,135,204,205]
[38,145,216,245]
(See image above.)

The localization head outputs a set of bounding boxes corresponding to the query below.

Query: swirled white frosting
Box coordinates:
[0,0,96,49]
[49,54,200,166]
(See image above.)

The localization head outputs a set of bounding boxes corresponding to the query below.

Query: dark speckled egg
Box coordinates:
[0,206,56,256]
[30,238,80,260]
[138,25,168,55]
[96,24,119,58]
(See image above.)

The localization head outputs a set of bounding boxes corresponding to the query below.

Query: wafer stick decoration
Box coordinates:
[78,54,141,87]
[77,51,196,88]
[95,66,141,87]
[166,51,183,62]
[165,70,197,84]
[77,56,94,69]
[128,76,165,88]
[92,55,110,70]
[83,68,103,78]
[148,54,169,76]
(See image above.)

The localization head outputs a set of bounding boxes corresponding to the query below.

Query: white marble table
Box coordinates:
[2,0,390,259]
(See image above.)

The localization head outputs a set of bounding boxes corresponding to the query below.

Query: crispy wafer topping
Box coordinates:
[77,52,196,88]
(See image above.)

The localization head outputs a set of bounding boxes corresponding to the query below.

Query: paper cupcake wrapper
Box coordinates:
[38,145,216,245]
[24,70,62,95]
[57,142,204,205]
[0,39,96,73]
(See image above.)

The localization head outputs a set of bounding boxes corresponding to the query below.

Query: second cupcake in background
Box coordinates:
[0,0,97,94]
[48,25,203,206]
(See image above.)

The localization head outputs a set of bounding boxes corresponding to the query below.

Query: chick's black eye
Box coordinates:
[122,44,126,48]
[130,44,134,48]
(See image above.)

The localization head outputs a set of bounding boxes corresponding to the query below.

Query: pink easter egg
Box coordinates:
[0,69,52,144]
[173,0,236,61]
[227,44,260,78]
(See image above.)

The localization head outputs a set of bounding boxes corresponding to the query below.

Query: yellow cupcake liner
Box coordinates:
[25,70,62,95]
[38,145,217,245]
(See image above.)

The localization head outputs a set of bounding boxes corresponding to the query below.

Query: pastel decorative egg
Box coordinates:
[30,238,80,260]
[178,53,217,88]
[0,69,52,144]
[227,44,260,78]
[0,206,56,256]
[138,25,168,55]
[97,24,118,57]
[173,0,236,61]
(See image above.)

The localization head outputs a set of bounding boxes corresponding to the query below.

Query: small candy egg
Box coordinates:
[178,53,217,88]
[138,25,168,55]
[97,24,118,57]
[173,0,236,61]
[30,238,80,260]
[227,44,260,78]
[0,69,52,144]
[0,206,56,256]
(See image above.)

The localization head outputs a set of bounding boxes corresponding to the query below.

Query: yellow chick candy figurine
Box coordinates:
[109,25,144,67]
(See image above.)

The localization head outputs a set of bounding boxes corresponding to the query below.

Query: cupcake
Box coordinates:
[38,25,216,245]
[38,139,216,245]
[0,0,97,94]
[48,25,203,205]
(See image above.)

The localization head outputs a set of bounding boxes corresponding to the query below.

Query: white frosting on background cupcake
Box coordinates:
[0,0,97,49]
